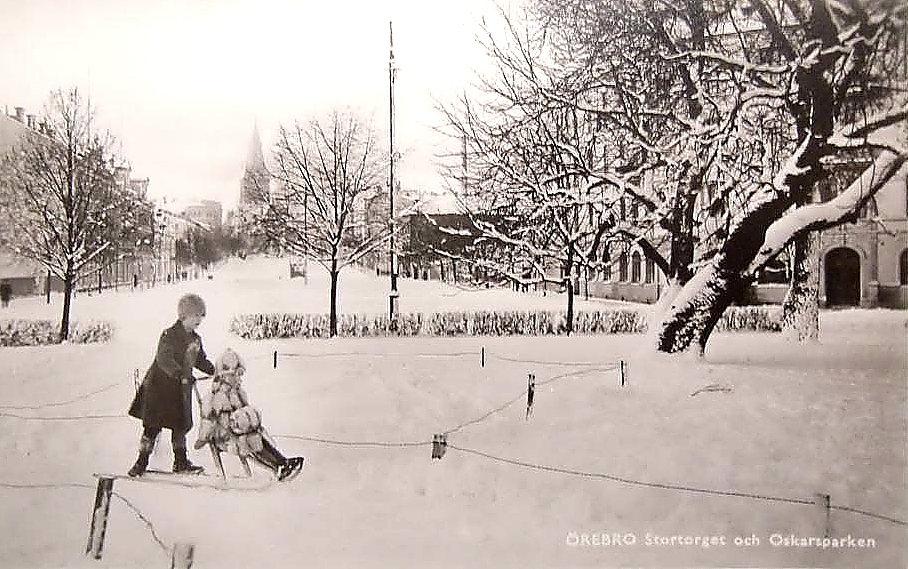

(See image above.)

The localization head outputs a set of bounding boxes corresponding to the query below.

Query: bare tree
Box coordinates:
[455,0,905,353]
[0,88,125,341]
[648,0,907,354]
[437,12,621,333]
[250,111,389,336]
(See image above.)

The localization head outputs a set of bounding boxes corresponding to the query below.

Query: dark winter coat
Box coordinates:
[128,320,215,431]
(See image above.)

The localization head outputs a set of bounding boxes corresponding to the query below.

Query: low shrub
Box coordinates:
[0,319,113,347]
[230,305,781,340]
[235,308,636,339]
[715,306,782,332]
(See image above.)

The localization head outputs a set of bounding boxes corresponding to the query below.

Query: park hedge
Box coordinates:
[0,319,113,347]
[229,306,780,340]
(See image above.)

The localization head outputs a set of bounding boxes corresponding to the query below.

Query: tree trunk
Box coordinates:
[565,276,574,335]
[329,258,339,337]
[655,197,792,354]
[781,232,820,342]
[60,270,74,342]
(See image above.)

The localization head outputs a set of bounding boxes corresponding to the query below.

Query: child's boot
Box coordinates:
[128,435,155,477]
[173,447,204,474]
[128,451,150,477]
[277,457,305,482]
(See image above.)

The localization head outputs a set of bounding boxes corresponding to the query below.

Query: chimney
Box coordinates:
[27,115,36,129]
[14,107,25,123]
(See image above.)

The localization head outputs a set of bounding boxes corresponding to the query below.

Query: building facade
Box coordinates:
[184,199,223,233]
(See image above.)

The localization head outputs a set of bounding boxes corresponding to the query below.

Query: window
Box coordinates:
[601,245,611,282]
[631,252,641,283]
[619,252,628,282]
[860,196,878,220]
[900,250,908,286]
[645,258,655,284]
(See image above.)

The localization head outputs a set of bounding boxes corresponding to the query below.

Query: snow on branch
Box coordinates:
[665,50,791,77]
[748,147,907,275]
[827,105,908,155]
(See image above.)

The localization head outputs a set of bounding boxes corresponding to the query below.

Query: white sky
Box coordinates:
[0,0,504,210]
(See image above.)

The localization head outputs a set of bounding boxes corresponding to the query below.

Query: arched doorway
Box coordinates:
[825,248,861,306]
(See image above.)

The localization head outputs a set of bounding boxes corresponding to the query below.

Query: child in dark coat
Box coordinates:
[127,293,216,476]
[195,348,304,481]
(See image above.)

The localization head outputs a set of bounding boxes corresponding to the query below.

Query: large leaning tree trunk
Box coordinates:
[781,220,820,342]
[658,119,906,354]
[654,0,906,354]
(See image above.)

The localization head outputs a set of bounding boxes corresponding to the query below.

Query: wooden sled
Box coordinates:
[192,382,255,482]
[92,469,271,491]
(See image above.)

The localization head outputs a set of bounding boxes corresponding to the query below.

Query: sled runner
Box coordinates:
[95,469,274,491]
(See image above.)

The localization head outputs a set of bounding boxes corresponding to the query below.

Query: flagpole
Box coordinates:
[388,20,399,317]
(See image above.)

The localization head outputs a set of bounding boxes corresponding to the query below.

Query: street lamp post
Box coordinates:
[388,20,399,318]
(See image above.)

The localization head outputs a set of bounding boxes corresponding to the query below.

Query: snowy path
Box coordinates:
[0,257,904,568]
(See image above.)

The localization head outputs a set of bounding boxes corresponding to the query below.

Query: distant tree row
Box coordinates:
[0,88,236,341]
[0,88,162,340]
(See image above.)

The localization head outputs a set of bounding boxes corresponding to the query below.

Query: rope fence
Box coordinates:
[0,481,171,556]
[277,350,480,360]
[0,346,904,554]
[0,381,122,410]
[0,411,125,421]
[442,365,617,435]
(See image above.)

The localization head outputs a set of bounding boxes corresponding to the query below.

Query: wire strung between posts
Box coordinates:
[443,366,616,436]
[830,505,908,527]
[0,481,171,554]
[448,444,814,504]
[278,350,478,359]
[489,354,616,368]
[111,491,171,554]
[447,444,908,526]
[0,382,123,410]
[275,434,431,448]
[271,366,616,447]
[0,411,124,421]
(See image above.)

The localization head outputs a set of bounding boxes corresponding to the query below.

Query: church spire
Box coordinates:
[240,123,269,207]
[245,123,266,172]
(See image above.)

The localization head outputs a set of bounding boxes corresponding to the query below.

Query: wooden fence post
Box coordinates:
[85,476,115,559]
[815,493,831,538]
[618,360,628,387]
[171,542,195,569]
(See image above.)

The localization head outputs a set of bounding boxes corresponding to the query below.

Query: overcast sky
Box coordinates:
[0,0,504,210]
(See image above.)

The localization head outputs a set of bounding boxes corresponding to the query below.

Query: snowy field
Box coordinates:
[0,256,905,568]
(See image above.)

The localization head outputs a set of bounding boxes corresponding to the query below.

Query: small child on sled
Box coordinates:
[195,348,304,482]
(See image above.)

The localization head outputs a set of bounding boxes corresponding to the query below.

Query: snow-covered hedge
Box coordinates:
[0,319,113,347]
[714,306,782,333]
[230,307,778,340]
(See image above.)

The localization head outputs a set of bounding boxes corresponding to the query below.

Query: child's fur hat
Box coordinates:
[215,347,246,377]
[177,293,206,319]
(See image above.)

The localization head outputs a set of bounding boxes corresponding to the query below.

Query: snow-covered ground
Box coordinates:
[0,256,904,568]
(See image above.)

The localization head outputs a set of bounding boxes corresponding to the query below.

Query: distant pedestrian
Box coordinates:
[0,281,12,308]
